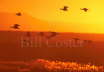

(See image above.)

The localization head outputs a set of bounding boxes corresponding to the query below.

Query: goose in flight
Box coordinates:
[81,8,88,12]
[16,12,22,16]
[60,6,69,11]
[11,24,20,29]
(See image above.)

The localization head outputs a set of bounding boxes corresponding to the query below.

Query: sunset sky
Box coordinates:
[0,0,104,33]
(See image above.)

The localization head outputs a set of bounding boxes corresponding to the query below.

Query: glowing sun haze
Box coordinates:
[0,0,104,33]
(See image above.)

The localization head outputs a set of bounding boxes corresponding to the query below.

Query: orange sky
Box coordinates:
[0,0,104,33]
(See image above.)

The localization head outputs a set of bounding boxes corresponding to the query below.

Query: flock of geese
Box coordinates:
[10,6,89,30]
